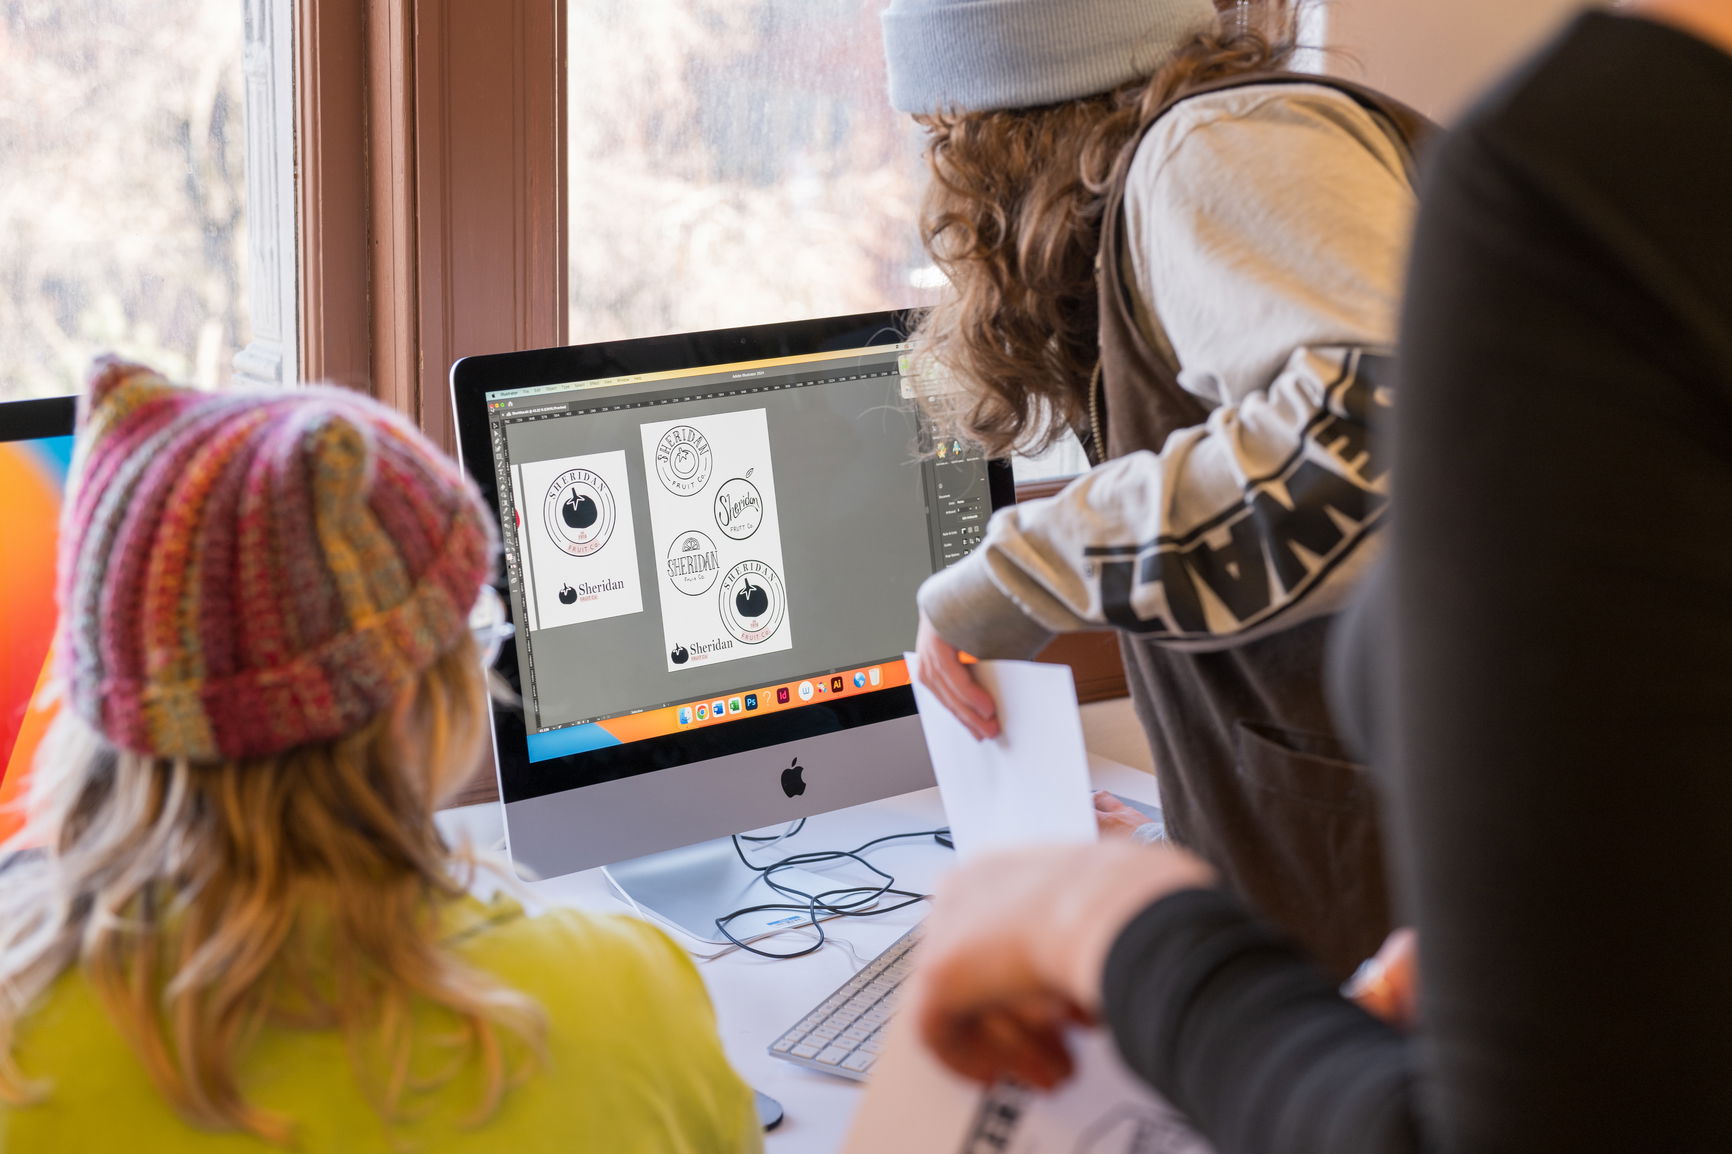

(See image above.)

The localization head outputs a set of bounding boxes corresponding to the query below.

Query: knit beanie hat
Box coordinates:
[882,0,1218,114]
[58,358,498,761]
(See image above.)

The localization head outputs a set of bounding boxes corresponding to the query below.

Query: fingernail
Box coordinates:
[1341,957,1380,998]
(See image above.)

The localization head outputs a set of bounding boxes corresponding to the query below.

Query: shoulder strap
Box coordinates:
[1152,70,1435,157]
[1091,71,1435,463]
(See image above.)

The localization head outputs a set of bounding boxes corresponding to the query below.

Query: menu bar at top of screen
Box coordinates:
[483,342,913,404]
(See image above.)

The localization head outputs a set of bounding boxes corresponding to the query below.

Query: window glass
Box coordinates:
[0,1,248,400]
[566,0,936,344]
[565,0,1086,482]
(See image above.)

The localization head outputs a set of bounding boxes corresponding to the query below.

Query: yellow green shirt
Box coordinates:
[0,897,762,1153]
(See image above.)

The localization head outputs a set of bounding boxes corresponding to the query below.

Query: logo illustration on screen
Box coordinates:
[853,672,866,689]
[717,560,786,644]
[830,675,845,694]
[713,474,763,541]
[653,425,714,496]
[558,584,578,605]
[777,687,790,704]
[670,644,689,665]
[696,704,709,720]
[542,467,616,556]
[666,530,720,595]
[780,758,807,798]
[744,693,758,711]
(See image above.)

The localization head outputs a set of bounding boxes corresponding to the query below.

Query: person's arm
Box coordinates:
[908,841,1424,1152]
[919,86,1415,664]
[1102,890,1423,1154]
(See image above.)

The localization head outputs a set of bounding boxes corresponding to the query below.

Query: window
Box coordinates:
[564,0,1091,484]
[0,1,253,400]
[566,0,937,344]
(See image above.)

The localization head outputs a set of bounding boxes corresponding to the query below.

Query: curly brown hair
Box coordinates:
[909,1,1300,458]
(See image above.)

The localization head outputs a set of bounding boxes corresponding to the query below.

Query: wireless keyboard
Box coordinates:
[767,923,921,1080]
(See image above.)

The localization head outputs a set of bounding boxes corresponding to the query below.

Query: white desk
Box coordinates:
[439,739,1159,1154]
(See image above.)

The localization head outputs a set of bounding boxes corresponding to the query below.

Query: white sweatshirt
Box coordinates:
[918,82,1419,658]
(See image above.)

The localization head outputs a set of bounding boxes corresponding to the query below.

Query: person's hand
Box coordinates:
[915,612,1000,740]
[1093,791,1148,838]
[1344,927,1419,1029]
[909,840,1216,1089]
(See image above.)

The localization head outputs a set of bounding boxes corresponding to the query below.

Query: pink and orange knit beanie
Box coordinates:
[58,358,498,761]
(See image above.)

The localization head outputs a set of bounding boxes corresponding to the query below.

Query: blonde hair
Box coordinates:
[0,639,545,1143]
[909,0,1298,457]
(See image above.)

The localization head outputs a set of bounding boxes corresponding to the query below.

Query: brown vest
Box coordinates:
[1093,73,1433,979]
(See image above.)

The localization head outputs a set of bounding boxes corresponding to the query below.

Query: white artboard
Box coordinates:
[515,450,644,629]
[638,408,793,672]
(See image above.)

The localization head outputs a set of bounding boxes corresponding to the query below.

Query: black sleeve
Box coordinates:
[1100,12,1732,1154]
[1104,889,1422,1154]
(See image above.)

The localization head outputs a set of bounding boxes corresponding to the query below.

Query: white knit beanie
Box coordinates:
[882,0,1219,114]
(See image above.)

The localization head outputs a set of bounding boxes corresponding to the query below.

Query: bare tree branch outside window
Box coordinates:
[0,0,247,401]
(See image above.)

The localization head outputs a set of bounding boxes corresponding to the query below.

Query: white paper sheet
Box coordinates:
[904,655,1097,858]
[844,658,1213,1154]
[845,1026,1211,1154]
[638,409,793,672]
[514,450,644,629]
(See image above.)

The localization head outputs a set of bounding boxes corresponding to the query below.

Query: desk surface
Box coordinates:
[439,747,1159,1153]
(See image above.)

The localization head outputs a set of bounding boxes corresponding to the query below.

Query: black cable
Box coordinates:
[714,826,953,959]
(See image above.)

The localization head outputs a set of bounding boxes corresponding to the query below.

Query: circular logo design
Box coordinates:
[713,476,763,541]
[543,468,616,557]
[665,529,720,596]
[653,425,713,496]
[718,560,786,645]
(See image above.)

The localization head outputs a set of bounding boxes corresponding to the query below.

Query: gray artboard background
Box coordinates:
[503,374,932,729]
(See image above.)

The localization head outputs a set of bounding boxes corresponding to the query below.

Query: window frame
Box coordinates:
[298,0,566,453]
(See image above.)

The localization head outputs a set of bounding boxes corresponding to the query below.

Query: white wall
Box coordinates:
[1316,0,1606,124]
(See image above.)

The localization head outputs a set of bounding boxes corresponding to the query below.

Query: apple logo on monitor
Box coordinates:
[780,758,806,798]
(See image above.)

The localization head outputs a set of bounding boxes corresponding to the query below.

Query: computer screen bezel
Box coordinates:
[0,395,78,443]
[450,310,1015,807]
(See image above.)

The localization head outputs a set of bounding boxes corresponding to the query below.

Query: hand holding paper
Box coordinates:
[904,653,1097,858]
[844,658,1218,1154]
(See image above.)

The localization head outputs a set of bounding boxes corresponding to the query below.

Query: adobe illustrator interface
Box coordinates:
[486,346,993,762]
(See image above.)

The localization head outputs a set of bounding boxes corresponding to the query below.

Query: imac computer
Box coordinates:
[450,311,1013,941]
[1,395,78,844]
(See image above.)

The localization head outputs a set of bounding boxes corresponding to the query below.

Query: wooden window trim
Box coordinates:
[299,0,566,449]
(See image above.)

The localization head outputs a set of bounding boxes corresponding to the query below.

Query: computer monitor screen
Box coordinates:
[451,312,1012,880]
[1,396,77,843]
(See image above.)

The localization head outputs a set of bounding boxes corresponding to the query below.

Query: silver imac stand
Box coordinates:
[503,717,936,947]
[603,836,843,945]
